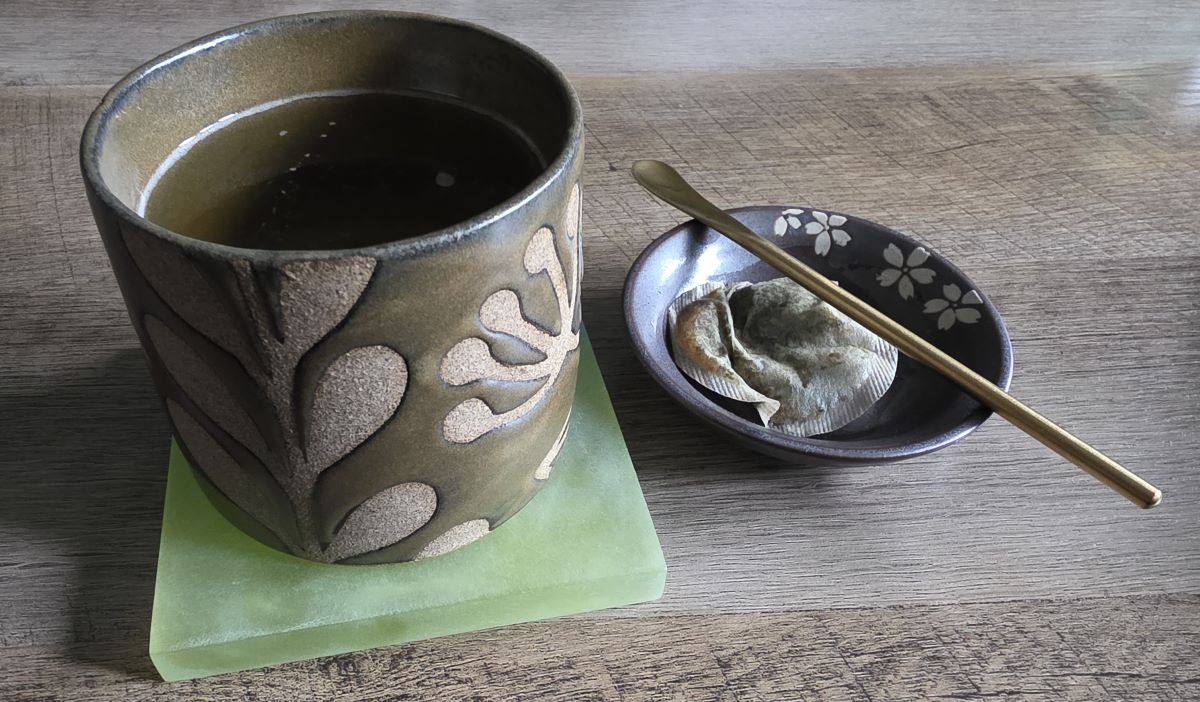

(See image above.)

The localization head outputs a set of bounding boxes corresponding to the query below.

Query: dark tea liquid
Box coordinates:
[142,90,545,250]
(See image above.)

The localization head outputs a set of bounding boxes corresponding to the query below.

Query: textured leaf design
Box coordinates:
[234,258,376,375]
[414,519,491,561]
[565,183,581,242]
[277,260,375,355]
[131,243,432,561]
[227,257,385,558]
[144,314,270,464]
[324,482,436,562]
[166,399,298,550]
[565,183,583,330]
[123,229,257,371]
[534,410,572,481]
[131,187,588,562]
[307,345,408,471]
[440,223,580,444]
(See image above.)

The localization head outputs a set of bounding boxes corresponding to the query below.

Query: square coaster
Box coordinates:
[149,335,666,681]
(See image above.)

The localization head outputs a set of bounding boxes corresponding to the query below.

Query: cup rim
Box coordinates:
[79,10,583,262]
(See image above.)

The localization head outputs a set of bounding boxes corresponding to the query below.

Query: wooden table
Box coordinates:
[3,2,1199,699]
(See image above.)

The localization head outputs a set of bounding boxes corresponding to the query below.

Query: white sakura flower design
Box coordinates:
[925,284,983,330]
[772,208,805,236]
[878,244,936,300]
[804,211,851,255]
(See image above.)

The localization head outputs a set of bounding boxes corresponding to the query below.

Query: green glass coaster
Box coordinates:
[149,336,666,681]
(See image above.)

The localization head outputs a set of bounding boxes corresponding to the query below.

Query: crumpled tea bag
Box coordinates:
[668,278,898,437]
[668,283,782,424]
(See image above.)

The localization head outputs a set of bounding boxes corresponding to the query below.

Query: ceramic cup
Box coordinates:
[81,11,584,564]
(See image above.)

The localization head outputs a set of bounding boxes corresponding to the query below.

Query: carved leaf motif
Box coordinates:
[440,222,580,444]
[324,482,436,562]
[565,183,581,242]
[166,399,297,550]
[534,410,572,481]
[442,334,555,386]
[414,519,491,561]
[122,228,257,371]
[229,256,385,559]
[277,259,375,355]
[307,345,408,471]
[232,257,376,375]
[564,183,583,330]
[126,232,420,561]
[144,315,271,464]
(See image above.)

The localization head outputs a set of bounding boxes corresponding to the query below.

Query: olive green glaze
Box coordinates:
[80,11,584,564]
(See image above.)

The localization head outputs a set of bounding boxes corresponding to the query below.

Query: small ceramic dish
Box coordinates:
[624,205,1013,465]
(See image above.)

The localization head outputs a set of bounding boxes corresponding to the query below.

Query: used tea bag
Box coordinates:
[668,283,781,424]
[669,278,897,437]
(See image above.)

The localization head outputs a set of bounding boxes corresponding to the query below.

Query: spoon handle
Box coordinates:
[632,159,1161,509]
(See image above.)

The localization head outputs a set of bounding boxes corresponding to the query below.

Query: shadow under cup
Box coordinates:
[80,11,585,565]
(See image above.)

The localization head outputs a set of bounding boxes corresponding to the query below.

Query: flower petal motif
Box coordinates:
[878,269,903,287]
[814,232,832,256]
[782,208,805,215]
[787,215,802,228]
[898,276,915,300]
[828,214,847,227]
[943,284,962,302]
[883,243,905,267]
[804,221,825,235]
[956,308,982,324]
[961,290,983,305]
[906,247,930,267]
[883,240,902,264]
[937,308,957,330]
[924,299,951,313]
[831,228,851,246]
[774,217,788,236]
[812,210,829,225]
[909,267,936,284]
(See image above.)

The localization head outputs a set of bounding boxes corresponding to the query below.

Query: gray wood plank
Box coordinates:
[1,595,1197,700]
[3,1,1200,85]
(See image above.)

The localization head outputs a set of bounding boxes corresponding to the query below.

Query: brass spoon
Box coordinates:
[632,159,1161,509]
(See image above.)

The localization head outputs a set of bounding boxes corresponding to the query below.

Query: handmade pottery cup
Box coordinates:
[80,11,584,564]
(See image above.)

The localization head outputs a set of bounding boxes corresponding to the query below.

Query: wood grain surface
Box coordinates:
[2,2,1200,699]
[3,595,1199,701]
[3,1,1200,84]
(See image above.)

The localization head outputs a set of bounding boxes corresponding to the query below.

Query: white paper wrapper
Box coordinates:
[668,279,898,438]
